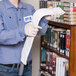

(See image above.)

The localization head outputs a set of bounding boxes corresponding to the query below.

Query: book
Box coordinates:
[63,2,74,7]
[54,28,66,50]
[64,7,76,12]
[59,31,66,54]
[52,53,59,75]
[47,1,53,8]
[64,20,76,25]
[43,27,49,45]
[41,47,47,63]
[50,28,54,46]
[65,11,76,15]
[49,52,53,72]
[40,0,45,8]
[64,17,76,22]
[66,30,70,57]
[65,62,69,76]
[56,57,68,76]
[52,28,60,50]
[44,0,47,8]
[46,51,50,67]
[43,26,52,46]
[52,55,56,75]
[64,14,76,19]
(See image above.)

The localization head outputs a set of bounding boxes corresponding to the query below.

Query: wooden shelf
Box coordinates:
[40,66,53,75]
[41,44,69,60]
[48,21,72,29]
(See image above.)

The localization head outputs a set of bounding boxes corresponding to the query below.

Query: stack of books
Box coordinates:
[63,2,76,25]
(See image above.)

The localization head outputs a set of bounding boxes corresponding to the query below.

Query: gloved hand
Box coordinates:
[25,22,42,37]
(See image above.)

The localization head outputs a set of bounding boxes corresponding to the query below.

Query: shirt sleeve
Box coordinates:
[38,18,49,35]
[0,12,25,45]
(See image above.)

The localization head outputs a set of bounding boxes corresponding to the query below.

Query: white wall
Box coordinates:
[22,0,40,76]
[22,0,39,10]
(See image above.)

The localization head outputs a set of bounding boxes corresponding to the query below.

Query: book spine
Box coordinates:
[46,52,50,68]
[64,21,76,24]
[63,2,73,7]
[47,26,51,45]
[62,33,66,54]
[49,26,52,46]
[59,31,63,53]
[65,62,69,76]
[52,56,56,75]
[66,30,70,57]
[50,29,54,47]
[42,47,47,63]
[40,0,43,8]
[73,7,76,11]
[47,1,53,8]
[44,0,47,8]
[49,52,53,72]
[65,11,75,15]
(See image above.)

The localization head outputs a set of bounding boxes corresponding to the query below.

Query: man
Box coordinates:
[0,0,48,76]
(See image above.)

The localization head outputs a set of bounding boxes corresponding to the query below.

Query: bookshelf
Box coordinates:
[39,0,76,75]
[40,21,76,76]
[41,44,69,60]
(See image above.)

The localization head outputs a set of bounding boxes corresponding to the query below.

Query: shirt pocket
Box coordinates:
[22,9,33,25]
[3,13,18,30]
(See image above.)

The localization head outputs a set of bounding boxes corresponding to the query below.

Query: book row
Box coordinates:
[41,49,69,76]
[40,1,76,24]
[42,26,70,57]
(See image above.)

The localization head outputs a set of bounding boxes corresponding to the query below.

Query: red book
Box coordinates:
[66,30,70,50]
[52,56,56,75]
[73,7,76,11]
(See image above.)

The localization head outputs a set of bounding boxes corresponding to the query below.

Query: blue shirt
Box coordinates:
[0,0,48,64]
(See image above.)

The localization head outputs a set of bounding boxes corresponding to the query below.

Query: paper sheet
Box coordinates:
[21,7,65,65]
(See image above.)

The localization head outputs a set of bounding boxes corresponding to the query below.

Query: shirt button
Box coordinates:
[9,16,11,19]
[17,9,18,11]
[19,19,21,21]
